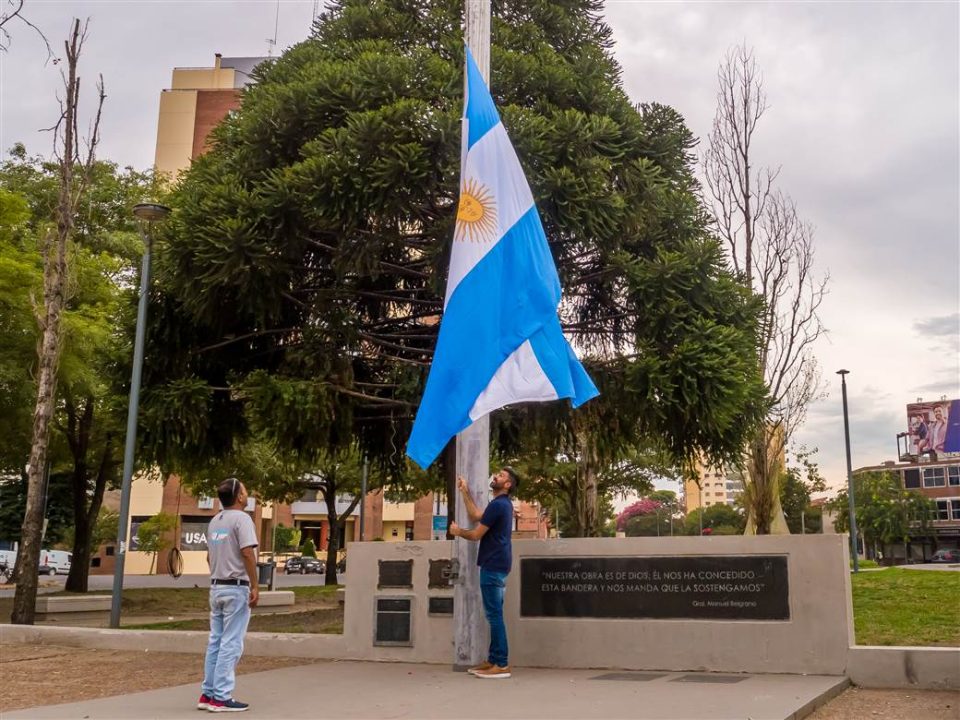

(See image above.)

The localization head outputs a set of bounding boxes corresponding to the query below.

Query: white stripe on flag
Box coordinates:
[445,121,537,303]
[468,339,559,421]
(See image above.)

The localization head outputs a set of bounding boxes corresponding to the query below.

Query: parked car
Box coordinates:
[337,555,346,574]
[930,549,960,564]
[40,550,72,575]
[284,556,325,574]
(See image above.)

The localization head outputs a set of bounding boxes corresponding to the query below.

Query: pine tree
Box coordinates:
[144,0,766,533]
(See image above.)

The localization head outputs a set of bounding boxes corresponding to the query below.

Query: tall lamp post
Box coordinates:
[110,202,171,628]
[837,369,859,573]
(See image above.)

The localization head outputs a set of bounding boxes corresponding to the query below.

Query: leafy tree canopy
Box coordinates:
[143,0,767,506]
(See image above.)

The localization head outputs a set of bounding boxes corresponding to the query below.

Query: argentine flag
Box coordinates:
[406,49,599,469]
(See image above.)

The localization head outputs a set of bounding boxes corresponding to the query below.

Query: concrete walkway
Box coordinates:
[5,661,848,720]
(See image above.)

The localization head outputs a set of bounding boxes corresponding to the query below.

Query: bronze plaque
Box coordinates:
[378,559,413,588]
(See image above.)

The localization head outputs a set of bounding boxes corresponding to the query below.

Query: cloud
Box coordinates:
[913,313,960,338]
[1,0,957,503]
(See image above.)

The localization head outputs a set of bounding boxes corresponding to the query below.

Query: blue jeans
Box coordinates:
[202,585,251,701]
[480,569,508,667]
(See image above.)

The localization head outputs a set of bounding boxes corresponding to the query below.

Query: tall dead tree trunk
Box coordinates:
[703,45,827,536]
[11,18,104,624]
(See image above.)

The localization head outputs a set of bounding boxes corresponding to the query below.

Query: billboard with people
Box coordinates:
[907,399,960,459]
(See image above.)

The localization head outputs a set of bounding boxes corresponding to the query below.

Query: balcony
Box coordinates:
[291,497,359,517]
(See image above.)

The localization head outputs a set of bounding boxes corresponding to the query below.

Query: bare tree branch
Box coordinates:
[702,44,829,535]
[0,0,55,61]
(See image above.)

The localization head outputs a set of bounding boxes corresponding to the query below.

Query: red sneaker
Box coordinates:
[198,694,213,710]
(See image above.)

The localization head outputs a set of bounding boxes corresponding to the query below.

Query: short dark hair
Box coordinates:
[502,466,520,495]
[218,478,241,507]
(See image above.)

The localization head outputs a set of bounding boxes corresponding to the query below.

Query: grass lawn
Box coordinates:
[0,584,341,622]
[126,607,343,634]
[852,568,960,646]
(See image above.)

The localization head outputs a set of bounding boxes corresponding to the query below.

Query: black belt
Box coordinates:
[211,578,249,586]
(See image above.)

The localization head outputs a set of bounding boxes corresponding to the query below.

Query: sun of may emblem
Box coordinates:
[455,177,497,243]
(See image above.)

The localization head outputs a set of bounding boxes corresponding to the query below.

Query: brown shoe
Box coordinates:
[467,661,494,675]
[473,665,511,679]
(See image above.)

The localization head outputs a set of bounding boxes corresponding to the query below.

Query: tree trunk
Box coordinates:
[64,401,111,593]
[579,465,599,537]
[324,502,340,586]
[12,228,67,625]
[743,426,789,535]
[66,527,92,591]
[11,19,98,624]
[575,431,600,537]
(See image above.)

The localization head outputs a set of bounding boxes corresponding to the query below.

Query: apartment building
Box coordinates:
[154,54,266,178]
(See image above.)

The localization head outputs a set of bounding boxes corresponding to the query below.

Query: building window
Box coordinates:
[105,546,115,557]
[903,468,921,489]
[197,495,214,510]
[936,500,949,521]
[923,467,946,487]
[90,557,101,568]
[951,499,960,521]
[949,466,960,487]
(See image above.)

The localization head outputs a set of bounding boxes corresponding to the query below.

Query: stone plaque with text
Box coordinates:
[521,555,789,620]
[428,596,454,615]
[378,559,413,588]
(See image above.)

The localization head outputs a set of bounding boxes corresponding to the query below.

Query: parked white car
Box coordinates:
[0,543,72,576]
[0,541,19,572]
[40,550,72,575]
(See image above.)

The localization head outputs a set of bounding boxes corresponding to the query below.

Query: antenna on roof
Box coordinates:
[266,0,280,56]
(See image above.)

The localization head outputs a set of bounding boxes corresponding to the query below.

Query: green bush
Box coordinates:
[301,538,317,558]
[274,523,301,552]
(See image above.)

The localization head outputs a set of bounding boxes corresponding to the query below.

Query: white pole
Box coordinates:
[453,0,492,673]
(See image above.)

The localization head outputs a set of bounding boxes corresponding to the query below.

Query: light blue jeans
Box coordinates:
[201,585,251,701]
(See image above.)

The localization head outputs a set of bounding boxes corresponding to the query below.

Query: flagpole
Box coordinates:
[453,0,492,673]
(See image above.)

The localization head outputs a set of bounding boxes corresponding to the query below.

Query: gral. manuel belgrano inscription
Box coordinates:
[520,555,789,620]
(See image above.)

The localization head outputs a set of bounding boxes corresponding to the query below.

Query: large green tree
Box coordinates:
[778,448,826,534]
[0,144,156,591]
[684,503,745,536]
[830,471,936,560]
[142,0,766,533]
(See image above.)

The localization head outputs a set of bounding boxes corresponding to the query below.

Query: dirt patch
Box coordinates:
[0,642,314,713]
[810,687,959,720]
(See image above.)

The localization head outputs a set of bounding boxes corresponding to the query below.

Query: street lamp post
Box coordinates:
[110,202,171,628]
[837,369,859,573]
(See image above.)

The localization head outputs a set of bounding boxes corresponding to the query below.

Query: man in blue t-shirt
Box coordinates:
[449,466,519,679]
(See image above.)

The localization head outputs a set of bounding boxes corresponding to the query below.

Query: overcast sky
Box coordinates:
[2,1,958,497]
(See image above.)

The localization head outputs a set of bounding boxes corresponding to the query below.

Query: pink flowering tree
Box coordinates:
[616,498,663,532]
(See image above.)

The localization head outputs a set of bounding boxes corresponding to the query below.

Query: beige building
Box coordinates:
[682,464,745,514]
[154,54,266,178]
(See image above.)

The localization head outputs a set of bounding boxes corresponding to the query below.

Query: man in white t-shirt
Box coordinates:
[198,478,259,713]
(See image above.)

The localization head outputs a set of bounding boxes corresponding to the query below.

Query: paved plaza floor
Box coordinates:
[5,660,847,720]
